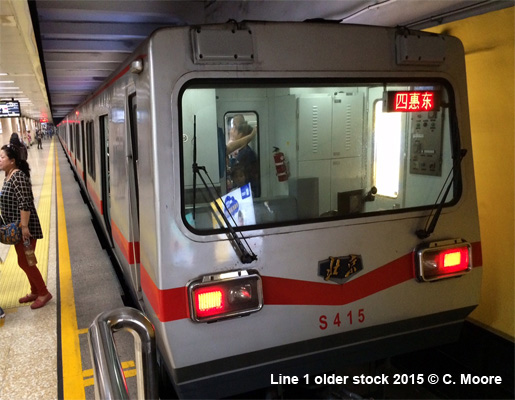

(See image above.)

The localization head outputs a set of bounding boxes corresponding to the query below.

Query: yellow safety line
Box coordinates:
[0,141,54,308]
[76,326,138,388]
[56,144,85,400]
[83,361,137,387]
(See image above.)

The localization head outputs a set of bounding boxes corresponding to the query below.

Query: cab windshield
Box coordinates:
[180,80,459,232]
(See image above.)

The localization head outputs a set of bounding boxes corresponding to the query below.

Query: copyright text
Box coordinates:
[270,373,503,386]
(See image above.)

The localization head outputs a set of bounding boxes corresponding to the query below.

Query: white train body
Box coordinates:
[58,22,481,398]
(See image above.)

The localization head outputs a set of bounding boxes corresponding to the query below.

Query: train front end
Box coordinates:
[139,22,481,398]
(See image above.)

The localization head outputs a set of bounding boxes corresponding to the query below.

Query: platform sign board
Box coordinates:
[0,100,21,118]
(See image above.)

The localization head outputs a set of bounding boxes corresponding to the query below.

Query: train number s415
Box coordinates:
[319,308,365,330]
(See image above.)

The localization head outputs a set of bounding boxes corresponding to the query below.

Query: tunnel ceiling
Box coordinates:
[1,1,512,124]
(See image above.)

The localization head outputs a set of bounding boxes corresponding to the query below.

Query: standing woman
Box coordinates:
[0,144,52,309]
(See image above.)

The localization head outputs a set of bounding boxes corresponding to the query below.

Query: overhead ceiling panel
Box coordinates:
[13,0,511,122]
[0,0,50,121]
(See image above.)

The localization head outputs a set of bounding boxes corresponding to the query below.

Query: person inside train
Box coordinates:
[229,164,247,190]
[226,114,257,156]
[0,144,52,310]
[229,120,260,196]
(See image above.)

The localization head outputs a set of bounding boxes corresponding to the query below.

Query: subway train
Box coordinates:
[57,22,482,398]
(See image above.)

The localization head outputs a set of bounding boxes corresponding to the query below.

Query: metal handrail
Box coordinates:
[88,307,158,399]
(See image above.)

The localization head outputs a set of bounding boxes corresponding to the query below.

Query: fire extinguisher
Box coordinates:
[273,147,288,182]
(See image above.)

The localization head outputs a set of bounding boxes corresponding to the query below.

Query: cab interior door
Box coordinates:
[215,94,268,196]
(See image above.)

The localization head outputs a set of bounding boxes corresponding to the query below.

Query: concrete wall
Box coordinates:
[427,7,514,340]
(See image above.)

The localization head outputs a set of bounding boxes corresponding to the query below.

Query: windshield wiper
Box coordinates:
[190,116,257,264]
[416,148,467,239]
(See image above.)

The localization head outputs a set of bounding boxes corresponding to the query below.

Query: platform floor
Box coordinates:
[0,138,134,399]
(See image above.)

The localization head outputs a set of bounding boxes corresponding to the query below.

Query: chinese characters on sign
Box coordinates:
[318,255,363,284]
[386,91,439,112]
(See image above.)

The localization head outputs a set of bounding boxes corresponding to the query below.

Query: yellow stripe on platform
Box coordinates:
[83,361,137,388]
[0,140,54,308]
[56,145,85,399]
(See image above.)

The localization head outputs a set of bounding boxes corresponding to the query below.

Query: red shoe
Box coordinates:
[19,293,38,303]
[30,293,52,309]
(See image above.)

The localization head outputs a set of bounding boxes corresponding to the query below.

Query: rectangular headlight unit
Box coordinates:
[415,239,472,282]
[188,269,263,322]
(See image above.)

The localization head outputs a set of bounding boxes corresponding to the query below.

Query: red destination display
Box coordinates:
[386,91,439,112]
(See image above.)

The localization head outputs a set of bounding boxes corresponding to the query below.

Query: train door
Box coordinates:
[81,120,87,190]
[75,123,80,168]
[99,115,112,237]
[69,123,74,161]
[127,92,141,300]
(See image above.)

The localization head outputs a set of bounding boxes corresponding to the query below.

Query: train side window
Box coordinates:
[86,121,96,180]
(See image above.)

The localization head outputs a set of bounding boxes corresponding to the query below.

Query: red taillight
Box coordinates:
[189,270,263,322]
[415,239,472,282]
[196,288,224,317]
[441,248,469,272]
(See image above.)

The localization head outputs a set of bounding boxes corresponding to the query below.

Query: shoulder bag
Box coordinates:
[0,217,22,245]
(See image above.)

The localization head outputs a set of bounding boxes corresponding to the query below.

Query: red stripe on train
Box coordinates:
[141,265,190,321]
[111,219,140,264]
[139,241,482,322]
[88,186,103,215]
[262,253,413,306]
